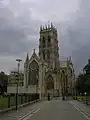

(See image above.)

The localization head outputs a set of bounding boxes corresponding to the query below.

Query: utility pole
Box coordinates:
[16,59,22,111]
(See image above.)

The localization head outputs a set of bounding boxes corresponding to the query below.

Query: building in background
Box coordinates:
[8,70,24,86]
[0,71,8,94]
[60,57,75,96]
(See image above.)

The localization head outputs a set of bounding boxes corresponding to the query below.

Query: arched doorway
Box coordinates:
[45,75,54,97]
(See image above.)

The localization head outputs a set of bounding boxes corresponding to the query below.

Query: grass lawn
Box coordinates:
[0,96,8,109]
[0,95,16,109]
[0,95,25,109]
[73,96,90,100]
[0,94,35,109]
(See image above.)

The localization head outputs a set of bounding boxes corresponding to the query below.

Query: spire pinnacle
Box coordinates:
[51,22,53,28]
[26,52,29,61]
[45,24,47,29]
[69,56,72,62]
[33,49,35,54]
[43,26,44,30]
[40,25,42,31]
[48,20,50,28]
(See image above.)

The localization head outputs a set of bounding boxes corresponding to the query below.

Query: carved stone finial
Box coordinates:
[40,25,42,31]
[26,52,29,61]
[48,20,50,28]
[43,26,44,30]
[69,56,71,62]
[33,49,35,53]
[51,22,53,28]
[45,25,47,30]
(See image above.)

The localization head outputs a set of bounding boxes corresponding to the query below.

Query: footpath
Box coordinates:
[70,100,90,118]
[0,100,41,120]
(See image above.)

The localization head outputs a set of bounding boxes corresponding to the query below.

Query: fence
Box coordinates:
[0,93,39,109]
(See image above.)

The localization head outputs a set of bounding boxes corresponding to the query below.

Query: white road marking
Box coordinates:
[33,108,40,114]
[18,109,36,120]
[81,109,90,117]
[23,113,34,120]
[18,108,40,120]
[70,102,89,120]
[23,108,40,120]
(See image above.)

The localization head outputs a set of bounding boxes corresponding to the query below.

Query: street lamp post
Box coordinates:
[16,59,22,111]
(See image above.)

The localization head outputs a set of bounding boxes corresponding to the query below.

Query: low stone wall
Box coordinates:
[0,99,40,114]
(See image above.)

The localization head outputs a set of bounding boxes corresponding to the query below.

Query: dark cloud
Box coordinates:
[0,28,27,55]
[72,44,90,73]
[0,0,41,57]
[0,0,89,74]
[60,0,90,73]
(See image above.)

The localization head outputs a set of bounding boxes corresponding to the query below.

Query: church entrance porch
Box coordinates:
[44,75,54,98]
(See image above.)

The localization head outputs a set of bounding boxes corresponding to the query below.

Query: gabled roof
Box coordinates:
[29,49,40,64]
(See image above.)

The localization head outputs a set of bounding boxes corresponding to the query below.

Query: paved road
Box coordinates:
[0,100,89,120]
[70,100,90,115]
[26,100,88,120]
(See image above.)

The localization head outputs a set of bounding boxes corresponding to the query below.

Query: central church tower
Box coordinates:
[39,23,59,70]
[24,23,61,98]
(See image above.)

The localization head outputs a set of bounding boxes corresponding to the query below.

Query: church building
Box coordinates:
[24,23,75,99]
[24,23,61,99]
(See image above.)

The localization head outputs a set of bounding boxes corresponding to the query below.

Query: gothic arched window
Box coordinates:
[43,51,45,60]
[42,36,46,48]
[28,60,39,85]
[48,36,51,47]
[47,50,50,59]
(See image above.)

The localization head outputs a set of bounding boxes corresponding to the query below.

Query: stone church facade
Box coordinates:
[7,23,75,99]
[24,23,75,99]
[24,23,61,99]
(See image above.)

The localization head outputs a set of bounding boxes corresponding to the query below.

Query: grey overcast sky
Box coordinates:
[0,0,89,74]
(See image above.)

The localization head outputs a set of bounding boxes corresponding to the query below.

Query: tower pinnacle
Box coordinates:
[26,52,29,62]
[33,49,35,54]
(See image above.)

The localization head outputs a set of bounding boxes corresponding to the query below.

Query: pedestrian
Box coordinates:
[48,93,50,101]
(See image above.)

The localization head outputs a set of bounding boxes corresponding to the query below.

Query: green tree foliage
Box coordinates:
[83,59,90,75]
[75,59,90,94]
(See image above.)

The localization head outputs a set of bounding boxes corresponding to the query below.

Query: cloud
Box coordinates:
[65,0,90,73]
[0,0,41,73]
[0,0,80,73]
[53,0,90,74]
[0,0,41,56]
[3,0,90,74]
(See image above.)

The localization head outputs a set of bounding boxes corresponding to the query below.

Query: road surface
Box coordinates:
[25,100,87,120]
[0,99,89,120]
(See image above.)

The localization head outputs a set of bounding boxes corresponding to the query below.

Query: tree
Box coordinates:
[75,73,87,94]
[0,71,8,94]
[83,59,90,75]
[83,59,90,94]
[75,59,90,95]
